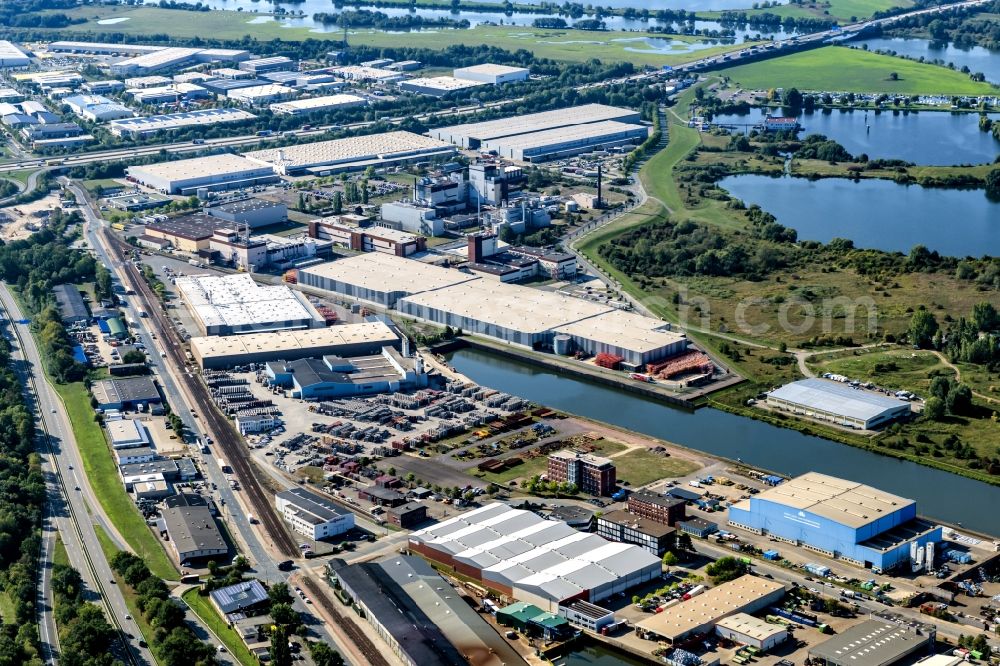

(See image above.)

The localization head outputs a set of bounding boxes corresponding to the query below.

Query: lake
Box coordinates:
[445,346,1000,536]
[143,0,793,33]
[855,36,1000,86]
[718,174,1000,256]
[711,108,1000,166]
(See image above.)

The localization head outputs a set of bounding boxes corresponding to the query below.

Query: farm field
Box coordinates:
[719,46,997,95]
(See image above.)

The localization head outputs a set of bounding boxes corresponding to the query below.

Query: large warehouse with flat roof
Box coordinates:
[482,120,649,162]
[175,273,324,335]
[109,108,256,138]
[727,472,941,571]
[409,502,661,612]
[297,254,478,308]
[242,131,455,176]
[127,154,278,195]
[190,321,400,368]
[766,378,911,430]
[430,103,641,149]
[809,620,934,666]
[635,575,786,645]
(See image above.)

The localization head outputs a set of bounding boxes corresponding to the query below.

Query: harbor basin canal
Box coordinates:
[445,346,1000,536]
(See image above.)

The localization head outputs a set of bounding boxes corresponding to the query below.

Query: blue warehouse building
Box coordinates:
[728,472,940,571]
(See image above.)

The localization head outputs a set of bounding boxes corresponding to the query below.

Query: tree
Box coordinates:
[986,168,1000,200]
[924,396,946,421]
[270,602,299,627]
[332,191,343,214]
[662,551,678,567]
[909,310,938,348]
[888,72,899,81]
[310,642,345,666]
[783,87,803,108]
[122,349,146,364]
[269,582,293,606]
[270,624,293,666]
[946,383,973,416]
[95,264,113,301]
[705,556,747,584]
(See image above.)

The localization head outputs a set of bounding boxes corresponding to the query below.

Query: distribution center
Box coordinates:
[481,120,649,162]
[727,472,941,571]
[241,130,455,176]
[127,154,278,194]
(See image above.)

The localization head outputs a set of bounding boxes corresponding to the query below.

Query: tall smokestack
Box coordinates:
[597,164,603,209]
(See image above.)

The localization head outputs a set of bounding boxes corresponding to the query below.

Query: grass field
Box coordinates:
[476,439,627,485]
[720,46,997,95]
[704,0,912,22]
[53,534,70,568]
[46,6,753,66]
[181,588,257,666]
[54,382,178,580]
[613,450,701,487]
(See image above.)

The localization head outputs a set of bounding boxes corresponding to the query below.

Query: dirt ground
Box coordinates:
[0,192,64,241]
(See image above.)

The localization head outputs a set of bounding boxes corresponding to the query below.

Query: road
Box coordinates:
[71,182,354,662]
[0,285,153,666]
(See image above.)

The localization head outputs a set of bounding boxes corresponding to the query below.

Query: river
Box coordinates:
[445,346,1000,535]
[854,36,1000,86]
[718,174,1000,256]
[711,108,1000,166]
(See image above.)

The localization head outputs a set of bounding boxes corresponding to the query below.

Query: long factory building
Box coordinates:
[727,472,941,571]
[429,103,646,160]
[409,502,661,612]
[298,253,688,367]
[190,320,401,369]
[109,108,256,138]
[127,153,279,194]
[242,130,455,176]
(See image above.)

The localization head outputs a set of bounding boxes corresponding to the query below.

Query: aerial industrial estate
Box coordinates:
[0,2,999,666]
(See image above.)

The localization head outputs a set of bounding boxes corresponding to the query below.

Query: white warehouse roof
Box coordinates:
[430,103,639,144]
[481,120,648,153]
[175,273,318,333]
[300,253,477,297]
[269,93,366,114]
[242,130,454,174]
[768,378,910,424]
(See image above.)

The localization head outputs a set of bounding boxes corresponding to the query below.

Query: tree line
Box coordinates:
[51,564,122,666]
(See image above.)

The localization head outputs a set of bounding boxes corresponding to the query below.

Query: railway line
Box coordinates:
[101,229,300,560]
[299,576,391,666]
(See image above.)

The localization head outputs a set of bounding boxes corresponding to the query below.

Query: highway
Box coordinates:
[0,285,153,666]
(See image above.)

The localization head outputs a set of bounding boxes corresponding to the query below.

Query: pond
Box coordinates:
[718,174,1000,256]
[711,107,1000,166]
[854,36,1000,86]
[445,347,1000,536]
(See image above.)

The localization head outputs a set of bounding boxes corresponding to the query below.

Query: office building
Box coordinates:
[558,601,615,632]
[127,154,278,195]
[308,216,426,256]
[275,487,354,540]
[548,450,616,496]
[63,94,133,122]
[766,378,912,430]
[597,510,675,556]
[386,502,427,528]
[627,489,687,526]
[728,472,941,570]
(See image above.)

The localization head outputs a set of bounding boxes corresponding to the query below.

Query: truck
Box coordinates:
[683,585,706,600]
[248,514,257,524]
[277,560,293,571]
[188,258,200,266]
[218,458,232,474]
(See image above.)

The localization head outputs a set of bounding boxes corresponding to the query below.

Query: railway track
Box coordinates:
[103,231,299,559]
[300,577,391,666]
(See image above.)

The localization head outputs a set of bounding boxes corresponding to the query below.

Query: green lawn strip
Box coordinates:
[805,348,949,395]
[476,439,627,485]
[92,524,159,652]
[720,45,997,95]
[612,449,701,486]
[180,588,257,666]
[45,6,753,66]
[82,178,126,195]
[53,533,70,568]
[52,382,177,580]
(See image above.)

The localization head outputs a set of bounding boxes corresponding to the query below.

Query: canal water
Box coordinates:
[445,347,1000,536]
[718,174,1000,256]
[711,108,1000,166]
[560,642,650,666]
[854,36,1000,86]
